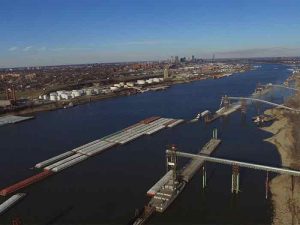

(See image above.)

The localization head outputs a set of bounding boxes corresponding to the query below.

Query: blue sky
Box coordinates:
[1,0,300,67]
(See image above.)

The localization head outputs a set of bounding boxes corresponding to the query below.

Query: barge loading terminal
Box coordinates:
[129,130,221,225]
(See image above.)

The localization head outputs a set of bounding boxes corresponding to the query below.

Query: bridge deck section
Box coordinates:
[171,151,300,177]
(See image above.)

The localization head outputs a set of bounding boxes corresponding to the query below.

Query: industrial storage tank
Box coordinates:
[146,79,153,84]
[137,80,146,85]
[86,89,93,96]
[49,93,57,101]
[93,89,100,94]
[71,90,81,98]
[60,93,71,100]
[126,82,134,87]
[110,86,118,91]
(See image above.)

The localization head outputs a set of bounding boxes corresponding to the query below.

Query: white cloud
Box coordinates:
[8,46,18,51]
[23,46,33,51]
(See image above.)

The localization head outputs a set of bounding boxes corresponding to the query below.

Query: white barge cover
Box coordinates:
[0,193,26,215]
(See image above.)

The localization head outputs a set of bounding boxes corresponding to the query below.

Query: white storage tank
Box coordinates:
[146,79,153,84]
[61,93,69,100]
[50,95,57,101]
[110,86,118,91]
[86,89,93,96]
[126,82,134,87]
[137,80,145,85]
[93,89,100,94]
[57,90,65,95]
[72,90,81,98]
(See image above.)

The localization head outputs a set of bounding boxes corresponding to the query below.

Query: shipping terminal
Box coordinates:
[129,130,221,225]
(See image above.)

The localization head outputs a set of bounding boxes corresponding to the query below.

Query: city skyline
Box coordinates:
[1,0,300,67]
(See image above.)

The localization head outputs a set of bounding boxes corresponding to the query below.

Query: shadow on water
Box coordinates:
[44,206,74,225]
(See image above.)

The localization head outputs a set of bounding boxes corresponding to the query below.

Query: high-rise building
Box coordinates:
[170,56,174,63]
[175,56,179,64]
[192,55,195,62]
[164,67,169,79]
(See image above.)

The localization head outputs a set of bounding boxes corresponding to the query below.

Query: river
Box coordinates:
[0,63,294,224]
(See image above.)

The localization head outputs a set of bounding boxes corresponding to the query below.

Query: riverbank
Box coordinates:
[261,75,300,225]
[1,67,251,117]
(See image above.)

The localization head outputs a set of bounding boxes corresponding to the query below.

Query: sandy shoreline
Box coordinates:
[261,76,300,225]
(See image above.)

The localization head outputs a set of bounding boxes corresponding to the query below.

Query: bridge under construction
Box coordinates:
[129,129,221,225]
[130,129,300,224]
[228,96,300,113]
[265,83,300,92]
[171,150,300,195]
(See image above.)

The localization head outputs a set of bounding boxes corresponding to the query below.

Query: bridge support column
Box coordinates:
[241,99,247,114]
[265,171,269,199]
[291,175,294,197]
[212,128,218,139]
[231,165,240,194]
[202,164,207,189]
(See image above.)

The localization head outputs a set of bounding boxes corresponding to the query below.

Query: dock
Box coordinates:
[0,116,185,196]
[149,137,221,213]
[204,103,241,123]
[130,132,221,224]
[0,115,34,127]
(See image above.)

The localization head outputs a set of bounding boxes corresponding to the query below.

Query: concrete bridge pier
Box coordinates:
[231,165,240,194]
[202,164,207,189]
[240,99,247,114]
[265,171,269,199]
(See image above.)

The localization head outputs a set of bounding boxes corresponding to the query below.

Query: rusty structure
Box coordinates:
[11,217,22,225]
